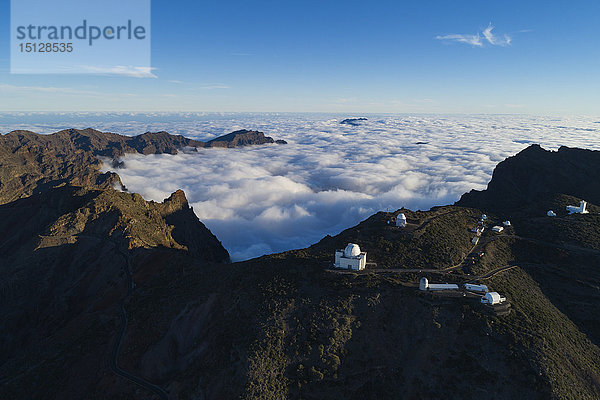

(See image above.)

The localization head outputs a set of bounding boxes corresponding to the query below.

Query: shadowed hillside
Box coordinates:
[457,145,600,216]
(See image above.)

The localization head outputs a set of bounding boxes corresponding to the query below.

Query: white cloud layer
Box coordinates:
[2,113,600,261]
[97,114,600,260]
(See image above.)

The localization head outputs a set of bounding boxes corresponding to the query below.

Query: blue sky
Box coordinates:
[0,0,599,114]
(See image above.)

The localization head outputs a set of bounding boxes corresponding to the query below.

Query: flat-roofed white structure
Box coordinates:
[566,200,589,215]
[334,243,367,271]
[464,283,488,294]
[503,221,511,227]
[419,277,459,291]
[396,213,407,227]
[492,226,504,233]
[481,292,506,305]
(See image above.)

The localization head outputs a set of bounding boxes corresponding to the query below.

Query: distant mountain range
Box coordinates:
[0,128,284,204]
[1,130,599,400]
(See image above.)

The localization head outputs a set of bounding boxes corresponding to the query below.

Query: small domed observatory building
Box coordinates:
[480,292,506,305]
[334,243,367,271]
[396,213,407,228]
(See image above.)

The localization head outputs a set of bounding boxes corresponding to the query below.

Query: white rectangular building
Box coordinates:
[334,243,367,271]
[419,278,459,291]
[567,200,589,214]
[464,283,488,293]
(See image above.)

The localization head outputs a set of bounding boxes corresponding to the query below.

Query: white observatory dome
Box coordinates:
[344,243,361,257]
[396,213,407,227]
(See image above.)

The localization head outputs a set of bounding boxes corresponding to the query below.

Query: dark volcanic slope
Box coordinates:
[88,201,600,400]
[309,206,481,269]
[0,185,230,399]
[457,145,600,215]
[2,136,600,400]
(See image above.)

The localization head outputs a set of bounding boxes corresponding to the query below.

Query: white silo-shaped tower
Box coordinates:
[396,213,407,227]
[581,200,588,214]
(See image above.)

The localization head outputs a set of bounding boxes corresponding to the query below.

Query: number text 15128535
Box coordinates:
[19,43,73,52]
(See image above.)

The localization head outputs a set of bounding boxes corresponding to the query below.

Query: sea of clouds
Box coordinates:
[2,113,600,260]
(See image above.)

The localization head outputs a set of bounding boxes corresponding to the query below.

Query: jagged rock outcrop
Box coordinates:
[157,189,230,262]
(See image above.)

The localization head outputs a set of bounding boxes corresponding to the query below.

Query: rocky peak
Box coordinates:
[160,189,190,215]
[457,144,600,215]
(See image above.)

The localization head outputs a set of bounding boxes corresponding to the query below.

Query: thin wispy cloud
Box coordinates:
[435,33,483,47]
[437,23,512,47]
[482,23,511,46]
[77,65,158,78]
[199,84,230,90]
[0,83,105,96]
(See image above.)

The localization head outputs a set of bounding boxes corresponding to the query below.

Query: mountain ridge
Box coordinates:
[457,144,600,216]
[0,128,284,204]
